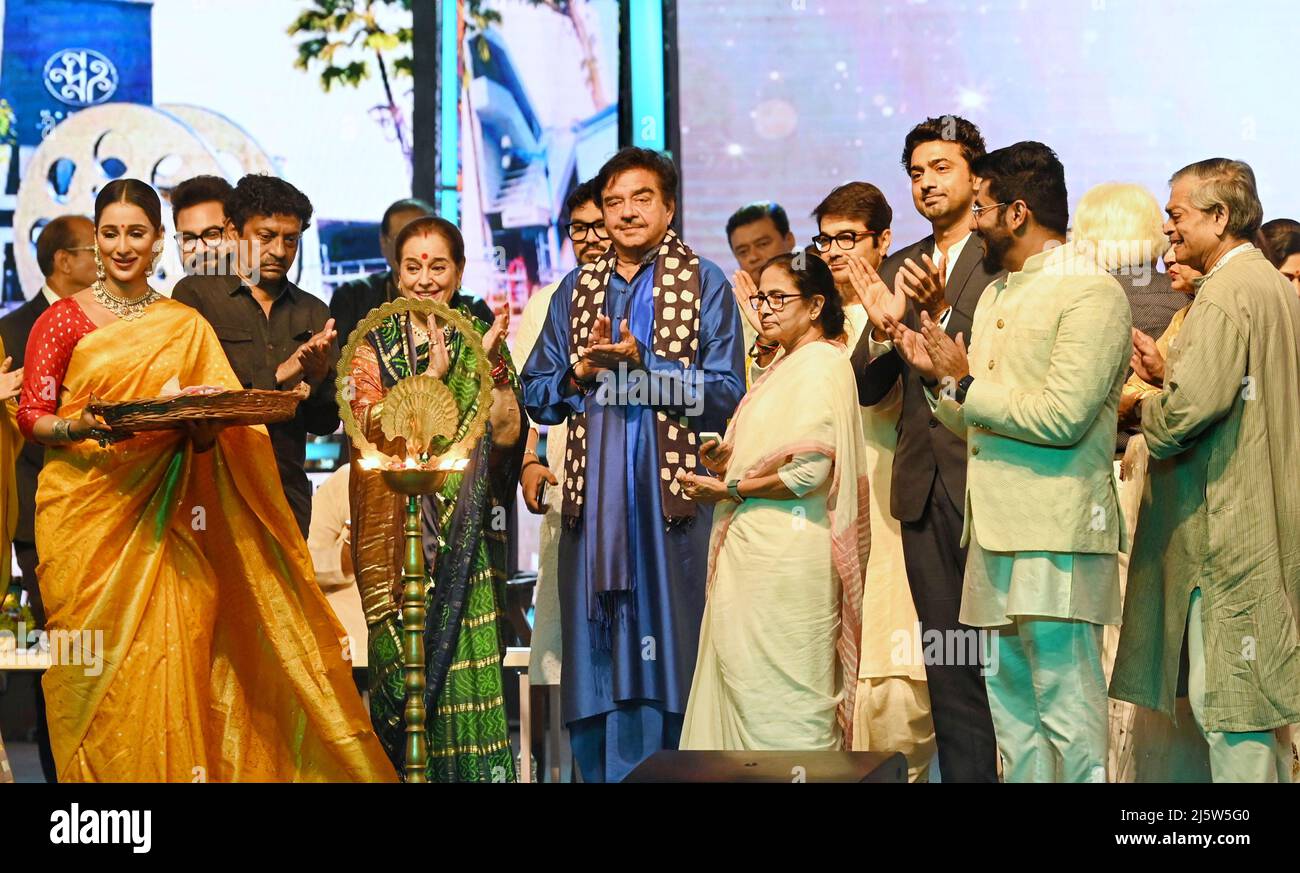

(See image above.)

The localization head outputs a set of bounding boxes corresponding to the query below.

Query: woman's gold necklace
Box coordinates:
[93,279,160,321]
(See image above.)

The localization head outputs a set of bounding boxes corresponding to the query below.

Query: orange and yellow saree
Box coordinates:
[35,298,395,782]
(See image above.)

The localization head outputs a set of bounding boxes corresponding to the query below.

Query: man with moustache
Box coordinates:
[1111,159,1300,782]
[329,197,493,345]
[848,116,1001,782]
[520,148,745,782]
[511,178,610,696]
[172,174,338,538]
[0,215,97,783]
[886,141,1131,782]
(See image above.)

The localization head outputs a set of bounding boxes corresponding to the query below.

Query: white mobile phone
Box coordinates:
[699,431,723,448]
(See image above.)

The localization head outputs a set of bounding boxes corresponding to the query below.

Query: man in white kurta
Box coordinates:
[512,181,610,686]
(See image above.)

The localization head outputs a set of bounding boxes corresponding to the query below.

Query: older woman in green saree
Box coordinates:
[347,216,524,782]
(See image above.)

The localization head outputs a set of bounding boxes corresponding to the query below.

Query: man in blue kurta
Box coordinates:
[521,148,745,782]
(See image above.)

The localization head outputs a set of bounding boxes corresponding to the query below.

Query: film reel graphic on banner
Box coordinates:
[13,102,311,297]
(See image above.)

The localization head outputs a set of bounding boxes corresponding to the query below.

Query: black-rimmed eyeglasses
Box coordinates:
[811,230,878,252]
[748,292,799,312]
[565,221,609,242]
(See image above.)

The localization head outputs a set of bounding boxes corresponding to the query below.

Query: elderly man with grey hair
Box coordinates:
[1110,158,1300,782]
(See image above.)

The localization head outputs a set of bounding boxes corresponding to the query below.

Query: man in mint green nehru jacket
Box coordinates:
[884,141,1131,782]
[1111,159,1300,783]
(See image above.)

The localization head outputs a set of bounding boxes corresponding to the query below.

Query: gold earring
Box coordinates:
[93,243,106,283]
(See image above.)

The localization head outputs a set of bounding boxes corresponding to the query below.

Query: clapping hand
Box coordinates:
[277,319,338,388]
[584,316,641,370]
[573,314,611,381]
[899,254,949,321]
[880,313,937,381]
[1130,328,1165,386]
[731,270,763,336]
[297,318,338,386]
[427,322,451,381]
[919,310,969,385]
[482,305,510,362]
[845,255,906,337]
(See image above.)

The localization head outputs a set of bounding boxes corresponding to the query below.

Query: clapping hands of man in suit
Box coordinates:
[882,309,970,392]
[844,255,906,339]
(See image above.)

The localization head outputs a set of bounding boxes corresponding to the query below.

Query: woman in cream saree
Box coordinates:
[18,179,394,782]
[679,255,869,750]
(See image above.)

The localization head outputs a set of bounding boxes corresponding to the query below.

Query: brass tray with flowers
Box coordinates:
[86,377,308,432]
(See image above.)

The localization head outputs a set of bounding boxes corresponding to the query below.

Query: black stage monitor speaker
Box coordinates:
[623,750,906,783]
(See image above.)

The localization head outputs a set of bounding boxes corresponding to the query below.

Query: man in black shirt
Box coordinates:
[329,197,494,345]
[172,174,338,538]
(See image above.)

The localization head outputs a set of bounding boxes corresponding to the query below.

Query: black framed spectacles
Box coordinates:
[748,292,799,312]
[565,221,609,242]
[811,230,878,252]
[176,226,226,250]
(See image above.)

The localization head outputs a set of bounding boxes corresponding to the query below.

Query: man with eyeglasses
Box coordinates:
[847,116,1002,782]
[0,214,96,783]
[508,179,610,724]
[171,175,237,280]
[885,141,1131,782]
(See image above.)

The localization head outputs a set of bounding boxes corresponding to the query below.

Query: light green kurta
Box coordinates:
[933,243,1131,624]
[1110,246,1300,733]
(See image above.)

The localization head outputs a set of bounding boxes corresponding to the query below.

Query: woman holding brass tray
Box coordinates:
[343,215,524,782]
[16,179,395,783]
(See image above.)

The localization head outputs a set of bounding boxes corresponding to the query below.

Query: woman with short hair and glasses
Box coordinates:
[677,253,869,751]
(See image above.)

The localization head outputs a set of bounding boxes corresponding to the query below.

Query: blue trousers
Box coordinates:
[569,703,683,783]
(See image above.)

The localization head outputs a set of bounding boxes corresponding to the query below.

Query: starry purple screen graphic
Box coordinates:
[679,0,1299,266]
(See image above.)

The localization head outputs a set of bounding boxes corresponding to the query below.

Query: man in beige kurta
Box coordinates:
[513,181,610,690]
[1110,162,1300,783]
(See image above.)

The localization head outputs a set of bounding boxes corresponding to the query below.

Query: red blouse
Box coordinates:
[17,298,98,440]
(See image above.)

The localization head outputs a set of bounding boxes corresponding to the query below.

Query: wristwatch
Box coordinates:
[955,374,975,404]
[726,479,744,502]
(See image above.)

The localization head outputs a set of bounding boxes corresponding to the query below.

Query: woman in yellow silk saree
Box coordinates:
[18,179,394,782]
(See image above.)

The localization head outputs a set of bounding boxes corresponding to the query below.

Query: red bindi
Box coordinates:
[421,253,428,260]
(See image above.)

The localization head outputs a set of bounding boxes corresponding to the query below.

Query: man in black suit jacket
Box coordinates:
[0,214,95,784]
[849,117,1002,782]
